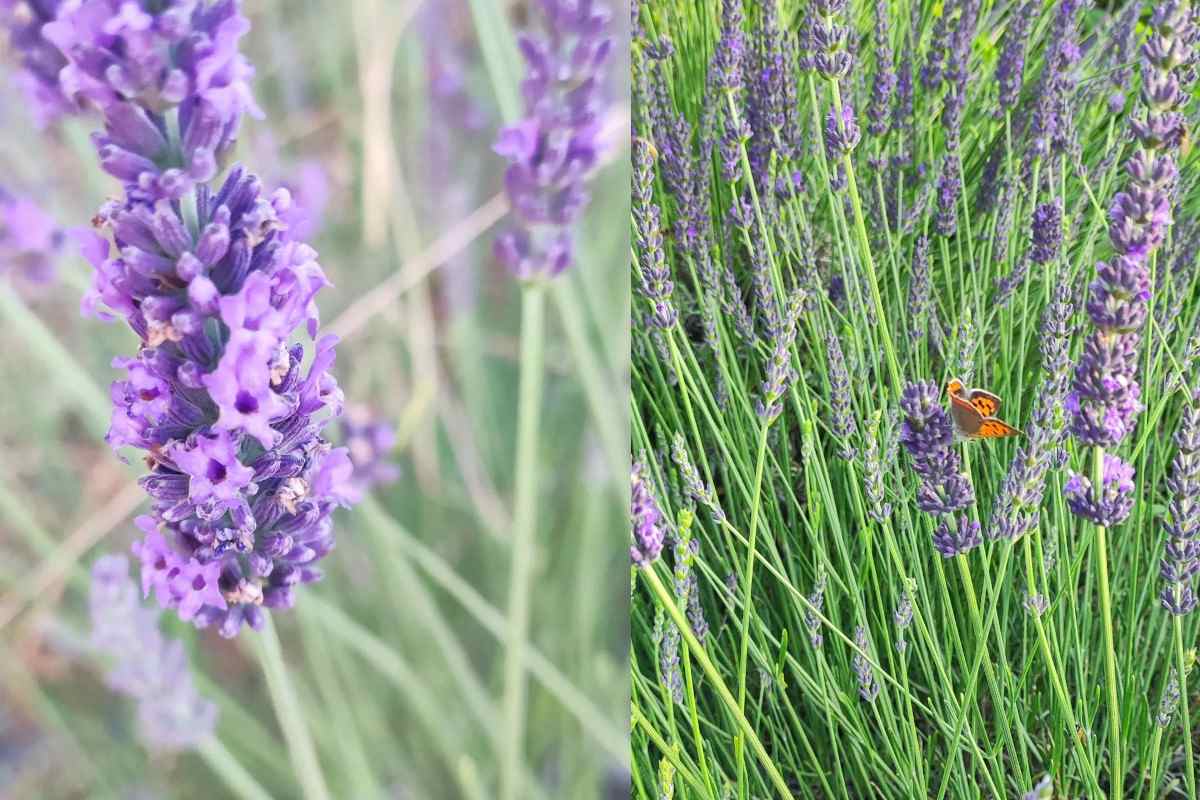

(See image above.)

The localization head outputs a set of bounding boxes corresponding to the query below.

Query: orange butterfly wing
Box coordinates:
[969,393,1000,417]
[977,419,1021,438]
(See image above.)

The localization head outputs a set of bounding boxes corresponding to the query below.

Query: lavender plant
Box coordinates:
[632,0,1200,797]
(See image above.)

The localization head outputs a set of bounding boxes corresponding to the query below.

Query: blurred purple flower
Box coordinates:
[0,0,78,127]
[339,405,401,499]
[54,2,354,636]
[89,554,217,751]
[0,190,64,284]
[493,0,613,280]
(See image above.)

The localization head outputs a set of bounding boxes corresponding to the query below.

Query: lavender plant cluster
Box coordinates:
[1066,0,1194,529]
[32,0,355,637]
[631,0,1200,792]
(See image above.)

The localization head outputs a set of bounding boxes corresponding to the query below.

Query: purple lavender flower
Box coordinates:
[932,515,982,557]
[0,0,78,127]
[851,625,880,702]
[756,290,803,422]
[1064,453,1136,527]
[995,0,1035,112]
[89,554,216,751]
[907,235,931,339]
[54,2,353,637]
[934,156,960,236]
[712,0,744,91]
[1161,390,1200,615]
[633,137,676,328]
[810,0,852,80]
[0,190,64,285]
[824,102,861,160]
[1029,201,1063,265]
[44,0,261,201]
[866,0,895,137]
[659,615,683,704]
[1025,0,1083,163]
[826,330,856,460]
[493,0,613,279]
[746,0,800,179]
[920,2,952,90]
[340,405,400,500]
[631,461,667,565]
[900,381,975,516]
[991,284,1073,541]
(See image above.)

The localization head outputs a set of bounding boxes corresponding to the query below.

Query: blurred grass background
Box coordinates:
[0,0,631,797]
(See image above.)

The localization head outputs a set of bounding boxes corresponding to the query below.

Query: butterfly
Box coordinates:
[946,378,1022,439]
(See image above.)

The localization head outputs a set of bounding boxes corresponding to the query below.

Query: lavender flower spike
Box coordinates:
[90,555,217,751]
[899,380,975,516]
[53,1,355,637]
[852,626,880,702]
[631,461,667,565]
[493,0,613,280]
[1161,389,1200,615]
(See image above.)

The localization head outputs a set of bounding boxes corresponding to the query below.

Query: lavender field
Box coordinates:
[632,0,1200,798]
[0,0,630,798]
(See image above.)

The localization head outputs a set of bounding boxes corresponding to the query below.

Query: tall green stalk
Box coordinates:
[501,284,546,800]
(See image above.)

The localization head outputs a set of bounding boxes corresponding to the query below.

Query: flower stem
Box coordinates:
[255,615,330,800]
[501,283,546,800]
[1092,445,1122,800]
[1173,615,1196,798]
[640,563,791,799]
[735,421,771,795]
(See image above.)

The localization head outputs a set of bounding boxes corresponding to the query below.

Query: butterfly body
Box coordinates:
[946,378,1022,439]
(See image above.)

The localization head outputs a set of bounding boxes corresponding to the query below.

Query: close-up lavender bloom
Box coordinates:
[756,290,802,422]
[811,0,853,81]
[824,102,861,160]
[670,432,724,524]
[493,0,612,280]
[0,189,63,285]
[0,0,77,127]
[89,554,217,751]
[49,0,353,637]
[893,591,912,653]
[907,235,931,339]
[805,572,827,648]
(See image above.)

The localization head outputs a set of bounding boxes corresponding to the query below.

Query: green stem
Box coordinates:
[501,284,547,800]
[255,616,331,800]
[1092,445,1122,800]
[197,737,275,800]
[735,422,772,795]
[640,564,791,799]
[1173,616,1196,798]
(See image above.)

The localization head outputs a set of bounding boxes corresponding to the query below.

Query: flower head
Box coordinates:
[493,0,613,280]
[54,2,354,636]
[1064,453,1136,527]
[631,461,667,565]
